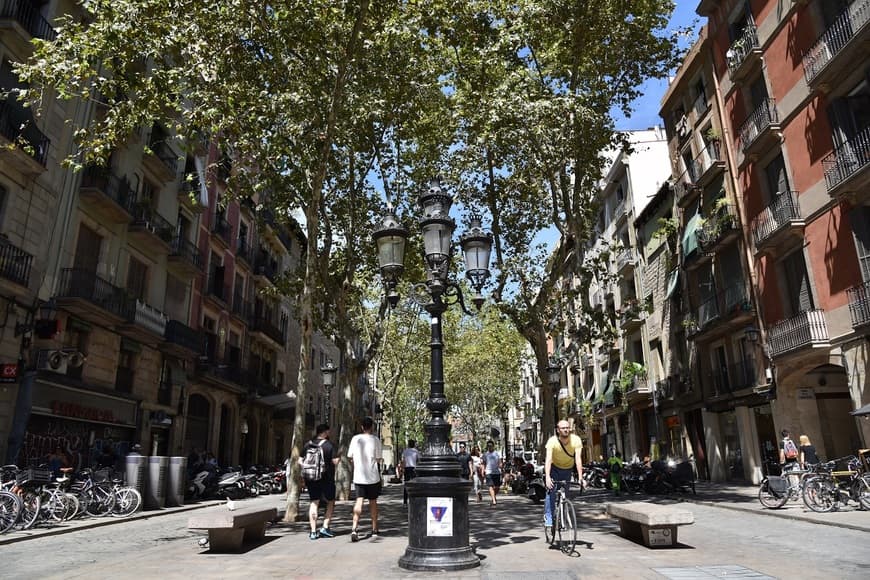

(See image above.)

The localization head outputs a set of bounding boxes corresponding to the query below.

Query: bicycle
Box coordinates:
[543,480,577,555]
[757,463,818,509]
[802,456,870,512]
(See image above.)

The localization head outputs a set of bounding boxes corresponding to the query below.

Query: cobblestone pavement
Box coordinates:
[3,483,868,579]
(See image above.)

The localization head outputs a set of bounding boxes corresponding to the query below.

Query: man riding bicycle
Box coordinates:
[544,420,583,531]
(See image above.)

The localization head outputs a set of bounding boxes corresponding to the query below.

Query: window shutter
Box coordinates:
[850,207,870,282]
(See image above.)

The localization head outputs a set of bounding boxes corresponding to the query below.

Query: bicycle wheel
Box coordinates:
[63,493,81,521]
[15,490,41,530]
[41,488,70,522]
[851,474,870,511]
[803,477,837,513]
[0,491,20,534]
[758,481,788,509]
[84,484,116,517]
[557,498,577,554]
[112,487,142,517]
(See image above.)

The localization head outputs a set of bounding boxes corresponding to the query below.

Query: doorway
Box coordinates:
[754,404,778,475]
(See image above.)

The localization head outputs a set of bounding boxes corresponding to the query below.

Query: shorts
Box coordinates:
[355,481,381,500]
[485,474,502,488]
[306,478,336,502]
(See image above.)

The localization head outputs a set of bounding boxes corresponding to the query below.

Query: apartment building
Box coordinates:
[0,3,337,469]
[575,128,670,463]
[699,0,869,468]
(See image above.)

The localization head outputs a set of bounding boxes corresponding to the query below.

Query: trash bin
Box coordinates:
[145,456,169,510]
[125,454,147,496]
[166,456,187,507]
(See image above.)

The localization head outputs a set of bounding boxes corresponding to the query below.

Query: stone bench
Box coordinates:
[188,507,277,551]
[606,502,693,548]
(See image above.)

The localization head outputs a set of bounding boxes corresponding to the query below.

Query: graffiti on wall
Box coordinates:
[17,415,133,470]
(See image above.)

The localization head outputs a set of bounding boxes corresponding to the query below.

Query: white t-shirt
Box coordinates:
[471,455,482,477]
[348,433,383,484]
[402,447,419,469]
[483,451,501,474]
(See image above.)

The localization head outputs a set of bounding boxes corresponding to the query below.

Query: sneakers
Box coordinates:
[319,527,335,538]
[350,529,359,542]
[308,531,319,540]
[371,530,379,537]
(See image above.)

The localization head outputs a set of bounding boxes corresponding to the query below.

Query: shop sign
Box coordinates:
[52,401,115,423]
[0,363,19,383]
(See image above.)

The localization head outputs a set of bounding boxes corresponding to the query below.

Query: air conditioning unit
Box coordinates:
[37,350,67,374]
[35,349,86,374]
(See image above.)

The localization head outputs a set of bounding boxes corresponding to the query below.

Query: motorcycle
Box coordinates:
[527,475,547,503]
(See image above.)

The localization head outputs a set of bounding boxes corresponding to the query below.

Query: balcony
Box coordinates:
[0,0,57,56]
[129,203,174,253]
[253,255,280,285]
[727,24,762,83]
[168,236,204,277]
[768,310,830,359]
[751,191,804,257]
[697,141,726,186]
[178,174,206,213]
[196,356,247,391]
[802,0,870,92]
[613,199,627,225]
[211,214,232,248]
[249,314,286,348]
[0,99,49,172]
[231,294,250,322]
[696,0,721,17]
[236,237,254,269]
[162,319,203,358]
[697,204,739,255]
[847,280,870,329]
[618,299,645,332]
[739,99,781,160]
[615,247,636,277]
[55,268,129,325]
[674,167,701,208]
[143,134,179,183]
[79,166,136,223]
[710,357,757,397]
[822,125,870,201]
[0,238,33,295]
[204,273,229,306]
[120,299,167,344]
[693,281,754,341]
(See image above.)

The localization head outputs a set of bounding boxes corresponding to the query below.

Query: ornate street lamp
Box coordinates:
[373,177,492,572]
[321,360,337,424]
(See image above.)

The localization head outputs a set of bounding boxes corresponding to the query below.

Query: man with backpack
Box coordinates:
[779,429,800,471]
[300,423,339,540]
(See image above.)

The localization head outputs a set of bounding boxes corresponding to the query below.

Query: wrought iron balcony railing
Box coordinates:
[822,125,870,192]
[129,299,167,336]
[710,356,756,396]
[726,23,760,78]
[131,203,174,243]
[767,309,829,358]
[803,0,870,84]
[751,190,801,248]
[0,99,49,165]
[169,236,203,269]
[847,280,870,328]
[739,99,778,152]
[164,319,203,354]
[80,165,136,212]
[0,238,33,287]
[56,268,128,318]
[0,0,57,41]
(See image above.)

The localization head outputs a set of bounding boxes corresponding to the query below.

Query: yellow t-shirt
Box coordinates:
[546,434,583,469]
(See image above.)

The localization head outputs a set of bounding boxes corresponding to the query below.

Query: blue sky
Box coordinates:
[614,1,702,131]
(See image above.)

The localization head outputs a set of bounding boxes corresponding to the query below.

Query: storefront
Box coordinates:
[18,378,139,470]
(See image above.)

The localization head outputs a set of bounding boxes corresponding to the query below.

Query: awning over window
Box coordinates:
[665,268,680,299]
[682,211,702,258]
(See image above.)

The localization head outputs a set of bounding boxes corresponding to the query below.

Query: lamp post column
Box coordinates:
[399,294,477,571]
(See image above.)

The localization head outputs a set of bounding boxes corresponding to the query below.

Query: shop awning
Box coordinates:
[682,211,702,258]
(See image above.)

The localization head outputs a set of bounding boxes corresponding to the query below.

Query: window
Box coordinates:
[164,274,188,321]
[763,154,789,200]
[126,257,148,301]
[0,185,7,229]
[116,350,135,393]
[827,81,870,148]
[780,250,814,317]
[277,371,284,390]
[74,224,102,272]
[850,206,870,282]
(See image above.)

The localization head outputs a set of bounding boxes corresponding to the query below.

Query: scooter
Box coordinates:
[527,475,547,503]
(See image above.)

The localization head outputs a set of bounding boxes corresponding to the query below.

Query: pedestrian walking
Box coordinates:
[779,429,800,470]
[471,446,483,501]
[799,434,820,468]
[401,439,419,506]
[300,424,339,540]
[348,416,383,541]
[608,451,623,495]
[456,442,472,481]
[482,440,502,506]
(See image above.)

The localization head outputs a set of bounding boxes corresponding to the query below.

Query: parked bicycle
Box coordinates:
[802,455,870,513]
[758,463,818,509]
[543,480,577,555]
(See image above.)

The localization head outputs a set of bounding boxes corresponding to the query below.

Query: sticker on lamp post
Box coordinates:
[426,497,453,536]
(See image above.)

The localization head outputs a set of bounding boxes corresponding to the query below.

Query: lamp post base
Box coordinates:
[398,476,479,571]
